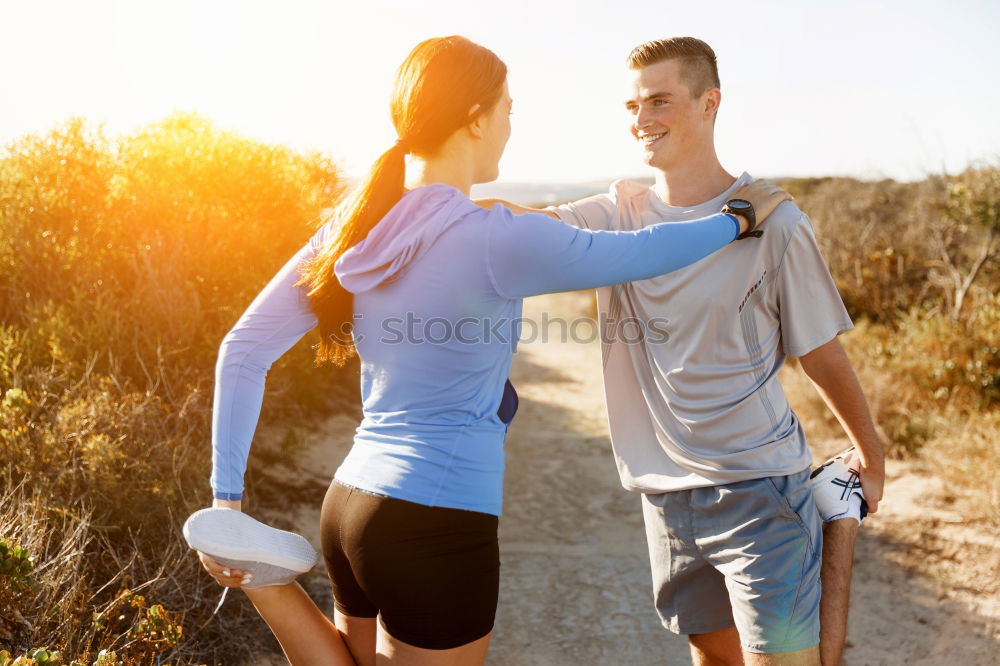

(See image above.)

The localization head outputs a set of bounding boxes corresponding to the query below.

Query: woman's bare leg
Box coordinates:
[244,583,357,665]
[376,627,492,666]
[335,609,377,666]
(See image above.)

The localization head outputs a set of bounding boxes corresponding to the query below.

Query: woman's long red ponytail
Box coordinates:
[297,36,507,366]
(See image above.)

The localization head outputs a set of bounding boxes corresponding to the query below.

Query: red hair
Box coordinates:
[297,36,507,366]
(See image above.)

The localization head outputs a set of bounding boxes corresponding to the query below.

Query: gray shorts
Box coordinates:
[641,467,822,654]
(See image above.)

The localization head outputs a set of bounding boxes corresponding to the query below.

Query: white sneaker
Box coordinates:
[182,508,318,589]
[809,448,868,525]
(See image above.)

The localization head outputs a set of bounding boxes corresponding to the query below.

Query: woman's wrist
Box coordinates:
[726,213,750,237]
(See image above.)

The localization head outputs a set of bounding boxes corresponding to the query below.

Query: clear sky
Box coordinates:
[2,0,998,184]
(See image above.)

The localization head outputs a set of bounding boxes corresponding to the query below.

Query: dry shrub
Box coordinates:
[781,171,998,327]
[781,170,997,521]
[781,176,936,322]
[784,337,997,529]
[787,304,998,458]
[0,115,353,663]
[0,113,344,391]
[843,299,999,451]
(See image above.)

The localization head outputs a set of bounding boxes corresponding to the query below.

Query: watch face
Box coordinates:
[728,199,751,211]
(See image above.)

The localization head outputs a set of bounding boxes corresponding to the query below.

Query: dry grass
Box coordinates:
[0,115,351,663]
[784,306,1000,526]
[779,171,999,526]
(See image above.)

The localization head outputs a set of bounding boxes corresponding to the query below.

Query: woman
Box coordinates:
[187,35,789,665]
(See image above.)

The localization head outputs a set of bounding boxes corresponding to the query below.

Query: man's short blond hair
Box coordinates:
[627,37,720,97]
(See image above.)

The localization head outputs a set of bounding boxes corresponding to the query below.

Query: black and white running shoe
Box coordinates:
[183,508,317,589]
[810,448,869,525]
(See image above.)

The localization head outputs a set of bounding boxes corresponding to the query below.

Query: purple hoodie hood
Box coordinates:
[334,184,482,294]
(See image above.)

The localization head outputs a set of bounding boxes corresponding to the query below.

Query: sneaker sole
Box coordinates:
[182,508,317,573]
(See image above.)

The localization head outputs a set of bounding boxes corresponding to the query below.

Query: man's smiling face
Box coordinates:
[625,59,717,172]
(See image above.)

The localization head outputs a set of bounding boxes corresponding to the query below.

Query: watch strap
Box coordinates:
[724,199,763,241]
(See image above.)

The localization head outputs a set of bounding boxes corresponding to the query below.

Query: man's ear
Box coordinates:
[702,88,721,120]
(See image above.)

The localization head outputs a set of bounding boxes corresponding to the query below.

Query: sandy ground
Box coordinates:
[258,292,1000,665]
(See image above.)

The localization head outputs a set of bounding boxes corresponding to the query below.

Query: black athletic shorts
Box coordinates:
[319,480,500,650]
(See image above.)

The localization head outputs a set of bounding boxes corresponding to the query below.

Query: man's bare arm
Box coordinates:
[473,198,559,218]
[798,336,885,513]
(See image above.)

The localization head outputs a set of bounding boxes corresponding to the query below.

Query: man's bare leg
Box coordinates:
[819,518,859,666]
[689,626,744,666]
[702,518,857,666]
[689,627,821,666]
[743,646,820,666]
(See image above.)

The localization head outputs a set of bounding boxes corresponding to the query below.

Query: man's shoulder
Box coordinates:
[741,174,812,236]
[607,178,654,205]
[553,187,620,230]
[763,200,811,237]
[564,175,815,238]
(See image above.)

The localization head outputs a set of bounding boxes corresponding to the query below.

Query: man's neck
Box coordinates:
[652,155,737,207]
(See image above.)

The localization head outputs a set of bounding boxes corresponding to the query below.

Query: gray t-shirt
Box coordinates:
[552,173,853,493]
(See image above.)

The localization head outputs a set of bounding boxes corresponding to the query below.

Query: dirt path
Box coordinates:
[267,292,1000,665]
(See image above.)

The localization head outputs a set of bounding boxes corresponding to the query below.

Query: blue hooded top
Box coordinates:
[211,184,738,515]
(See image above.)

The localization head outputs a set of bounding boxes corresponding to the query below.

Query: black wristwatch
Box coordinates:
[722,199,763,240]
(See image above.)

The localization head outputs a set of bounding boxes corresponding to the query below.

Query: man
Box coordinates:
[485,37,884,665]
